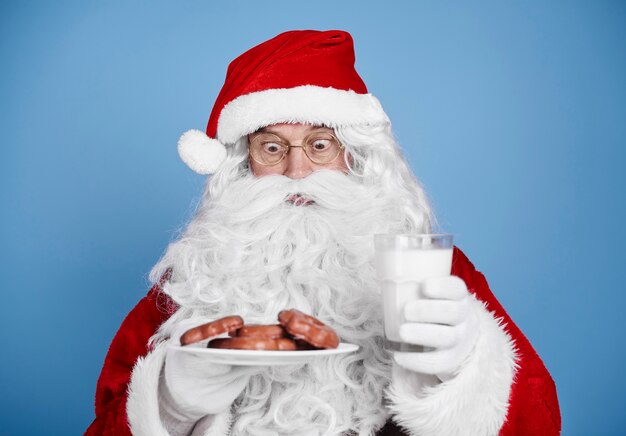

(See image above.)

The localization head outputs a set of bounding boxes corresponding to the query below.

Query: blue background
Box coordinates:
[2,1,625,434]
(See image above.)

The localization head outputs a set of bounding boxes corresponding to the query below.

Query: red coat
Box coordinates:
[86,248,560,435]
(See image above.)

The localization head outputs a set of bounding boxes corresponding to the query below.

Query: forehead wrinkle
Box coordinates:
[257,124,333,135]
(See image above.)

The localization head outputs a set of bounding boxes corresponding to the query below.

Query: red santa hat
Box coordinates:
[178,29,390,174]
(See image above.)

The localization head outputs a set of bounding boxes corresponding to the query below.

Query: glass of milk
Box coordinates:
[374,234,454,352]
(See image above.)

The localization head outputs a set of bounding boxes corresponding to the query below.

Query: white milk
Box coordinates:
[375,248,453,342]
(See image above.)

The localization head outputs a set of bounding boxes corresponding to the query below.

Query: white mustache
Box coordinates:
[210,170,371,224]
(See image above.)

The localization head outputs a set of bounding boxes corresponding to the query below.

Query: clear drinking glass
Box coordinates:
[374,234,454,352]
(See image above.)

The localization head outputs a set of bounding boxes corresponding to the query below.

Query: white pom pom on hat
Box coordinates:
[177,30,390,175]
[177,130,227,175]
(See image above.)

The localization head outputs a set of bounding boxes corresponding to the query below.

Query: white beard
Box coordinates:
[153,170,425,435]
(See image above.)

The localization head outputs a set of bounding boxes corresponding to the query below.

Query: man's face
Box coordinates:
[247,123,349,179]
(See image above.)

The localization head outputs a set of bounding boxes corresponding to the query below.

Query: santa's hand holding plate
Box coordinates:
[159,320,262,431]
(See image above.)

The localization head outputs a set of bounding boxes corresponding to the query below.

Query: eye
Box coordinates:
[262,142,284,154]
[310,138,332,152]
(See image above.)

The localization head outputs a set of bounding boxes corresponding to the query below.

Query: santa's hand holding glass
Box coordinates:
[375,234,480,381]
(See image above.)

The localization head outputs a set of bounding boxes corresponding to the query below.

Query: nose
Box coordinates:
[283,146,314,179]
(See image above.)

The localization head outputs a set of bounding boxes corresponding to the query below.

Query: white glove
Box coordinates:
[393,276,479,379]
[160,320,260,421]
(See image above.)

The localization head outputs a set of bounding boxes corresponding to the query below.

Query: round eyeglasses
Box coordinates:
[248,131,344,166]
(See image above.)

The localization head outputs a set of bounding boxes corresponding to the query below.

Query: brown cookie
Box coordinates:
[278,309,339,349]
[180,315,244,346]
[208,337,297,350]
[230,324,287,339]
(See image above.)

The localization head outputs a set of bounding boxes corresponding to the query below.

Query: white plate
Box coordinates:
[171,342,359,366]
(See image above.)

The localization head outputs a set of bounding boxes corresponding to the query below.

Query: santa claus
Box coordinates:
[86,30,560,436]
